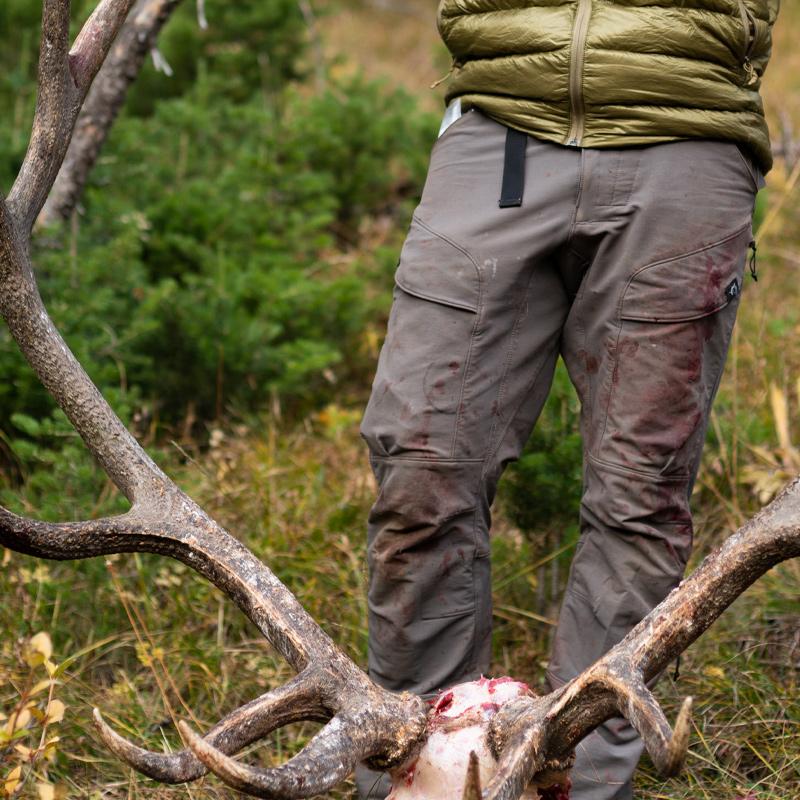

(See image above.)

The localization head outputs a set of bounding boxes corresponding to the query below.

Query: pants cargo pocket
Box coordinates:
[419,522,478,621]
[361,215,482,459]
[596,223,751,481]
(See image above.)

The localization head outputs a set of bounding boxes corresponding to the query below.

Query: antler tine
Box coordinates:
[0,508,142,560]
[6,0,72,231]
[0,506,327,672]
[92,670,328,783]
[40,0,183,226]
[606,673,692,776]
[462,751,483,800]
[8,0,138,231]
[482,720,546,800]
[487,477,800,791]
[69,0,140,92]
[179,709,395,799]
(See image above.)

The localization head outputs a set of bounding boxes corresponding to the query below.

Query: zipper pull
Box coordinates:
[748,239,758,282]
[430,58,459,90]
[744,58,758,86]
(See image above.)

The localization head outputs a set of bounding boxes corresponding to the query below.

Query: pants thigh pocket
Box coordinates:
[361,216,482,459]
[597,224,751,478]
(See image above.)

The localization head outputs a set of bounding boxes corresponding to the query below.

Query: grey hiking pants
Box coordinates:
[357,110,760,799]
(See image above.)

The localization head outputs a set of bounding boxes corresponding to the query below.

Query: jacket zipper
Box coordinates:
[736,0,758,85]
[566,0,593,146]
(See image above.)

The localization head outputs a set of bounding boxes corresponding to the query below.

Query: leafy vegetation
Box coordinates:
[1,0,799,798]
[0,1,436,514]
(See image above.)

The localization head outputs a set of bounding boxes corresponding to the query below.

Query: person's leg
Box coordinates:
[550,140,761,799]
[357,112,581,798]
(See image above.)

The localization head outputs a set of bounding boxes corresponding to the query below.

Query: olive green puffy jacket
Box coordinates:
[437,0,779,172]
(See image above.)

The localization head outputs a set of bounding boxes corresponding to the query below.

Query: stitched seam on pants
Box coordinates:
[467,512,487,677]
[734,143,761,194]
[564,148,587,249]
[480,267,538,473]
[587,452,692,483]
[452,295,484,458]
[614,221,753,321]
[596,318,625,462]
[369,455,485,464]
[566,249,598,413]
[409,214,484,288]
[430,606,476,619]
[398,214,482,313]
[392,215,485,459]
[564,583,590,604]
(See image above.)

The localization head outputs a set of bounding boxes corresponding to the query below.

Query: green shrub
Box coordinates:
[499,361,583,537]
[0,73,436,503]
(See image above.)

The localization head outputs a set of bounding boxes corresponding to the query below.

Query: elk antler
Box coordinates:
[480,478,800,800]
[1,3,799,799]
[39,0,184,226]
[0,2,427,796]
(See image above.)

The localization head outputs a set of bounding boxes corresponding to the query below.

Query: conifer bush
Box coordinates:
[0,0,436,509]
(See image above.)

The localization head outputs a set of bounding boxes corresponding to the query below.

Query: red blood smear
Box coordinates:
[478,675,529,694]
[402,761,417,787]
[434,691,454,714]
[538,782,571,800]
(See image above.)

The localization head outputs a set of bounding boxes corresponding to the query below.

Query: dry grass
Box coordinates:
[317,0,448,112]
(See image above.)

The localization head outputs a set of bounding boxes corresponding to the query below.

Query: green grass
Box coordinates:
[2,408,798,798]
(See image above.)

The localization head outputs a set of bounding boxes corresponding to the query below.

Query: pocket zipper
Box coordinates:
[736,0,758,86]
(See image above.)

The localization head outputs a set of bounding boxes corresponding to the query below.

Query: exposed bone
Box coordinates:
[388,680,569,800]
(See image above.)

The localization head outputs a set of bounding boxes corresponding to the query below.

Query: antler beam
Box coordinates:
[0,4,428,795]
[483,476,800,799]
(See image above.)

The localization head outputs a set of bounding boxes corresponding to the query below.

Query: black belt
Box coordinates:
[499,127,527,208]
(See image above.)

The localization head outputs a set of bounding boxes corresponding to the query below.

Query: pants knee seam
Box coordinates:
[481,269,543,474]
[368,454,484,464]
[586,452,691,484]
